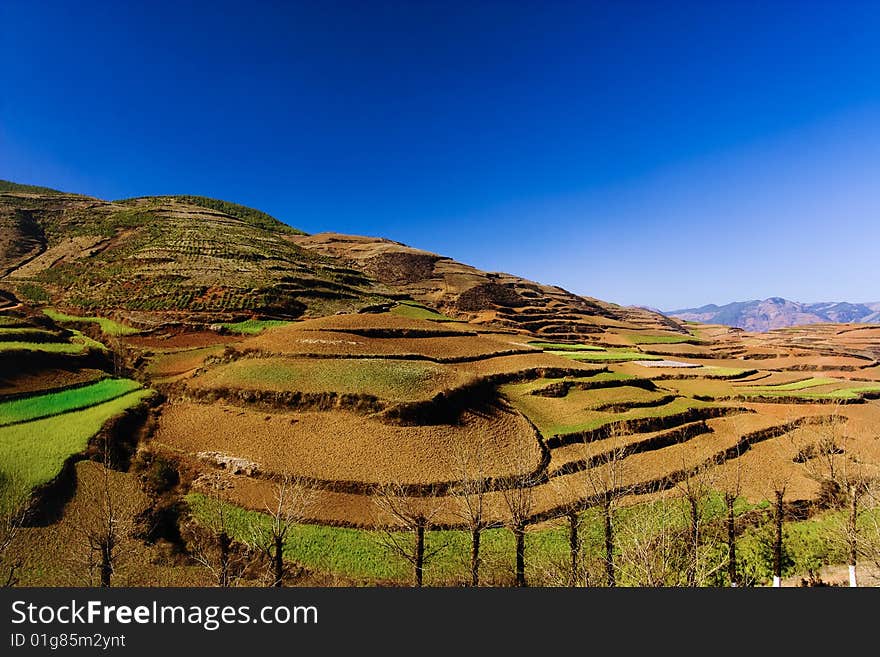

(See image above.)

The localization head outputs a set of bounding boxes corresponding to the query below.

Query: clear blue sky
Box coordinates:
[2,1,879,310]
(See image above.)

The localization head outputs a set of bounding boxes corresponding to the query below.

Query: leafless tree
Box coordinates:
[499,433,544,588]
[248,474,316,587]
[0,472,27,587]
[792,411,879,586]
[583,424,634,587]
[450,436,492,586]
[716,449,745,587]
[373,483,445,587]
[184,473,252,587]
[67,458,140,587]
[615,489,690,586]
[674,460,718,586]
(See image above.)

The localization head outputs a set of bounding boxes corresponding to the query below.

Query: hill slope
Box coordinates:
[0,191,391,323]
[667,297,880,331]
[0,184,677,337]
[293,232,682,340]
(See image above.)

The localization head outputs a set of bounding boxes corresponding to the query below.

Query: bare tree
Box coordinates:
[450,443,491,586]
[582,424,634,587]
[373,483,445,587]
[0,472,27,587]
[857,482,880,578]
[185,473,252,587]
[717,449,745,587]
[67,458,140,587]
[792,412,879,586]
[675,461,718,587]
[615,489,690,586]
[248,474,316,587]
[498,432,544,588]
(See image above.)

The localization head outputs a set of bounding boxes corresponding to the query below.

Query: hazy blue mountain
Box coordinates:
[666,298,880,332]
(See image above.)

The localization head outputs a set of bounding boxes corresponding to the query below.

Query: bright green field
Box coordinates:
[501,372,638,397]
[217,319,292,334]
[0,341,85,354]
[746,377,839,392]
[190,492,849,586]
[390,303,457,322]
[0,378,141,426]
[193,357,463,400]
[0,328,61,340]
[624,334,704,345]
[529,342,606,351]
[506,390,715,437]
[548,349,663,362]
[0,389,152,508]
[43,308,139,336]
[739,377,880,401]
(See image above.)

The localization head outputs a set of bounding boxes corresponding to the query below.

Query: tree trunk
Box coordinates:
[848,483,859,587]
[218,531,231,587]
[568,510,580,586]
[726,493,738,587]
[687,496,699,587]
[603,496,615,588]
[414,522,425,588]
[773,491,784,587]
[514,523,526,587]
[470,527,481,587]
[100,542,113,588]
[273,535,284,587]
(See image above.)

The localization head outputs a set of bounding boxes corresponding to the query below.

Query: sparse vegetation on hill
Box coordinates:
[0,179,63,194]
[118,195,306,234]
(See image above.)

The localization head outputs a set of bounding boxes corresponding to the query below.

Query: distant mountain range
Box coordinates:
[665,298,880,332]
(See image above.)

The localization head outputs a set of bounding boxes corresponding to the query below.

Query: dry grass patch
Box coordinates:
[153,402,541,484]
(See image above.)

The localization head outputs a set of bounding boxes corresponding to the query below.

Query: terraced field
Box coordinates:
[188,357,465,401]
[3,187,880,586]
[0,387,152,506]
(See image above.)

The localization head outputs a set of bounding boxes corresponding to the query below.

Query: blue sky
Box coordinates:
[2,1,879,309]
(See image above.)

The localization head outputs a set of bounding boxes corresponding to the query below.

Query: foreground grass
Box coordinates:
[216,319,291,334]
[0,389,152,505]
[43,308,139,336]
[188,492,857,586]
[0,378,140,426]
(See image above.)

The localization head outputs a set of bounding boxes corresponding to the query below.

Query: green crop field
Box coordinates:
[500,372,639,397]
[624,334,704,345]
[0,378,141,426]
[506,390,715,437]
[0,328,61,340]
[43,308,139,336]
[547,349,663,362]
[745,377,839,392]
[0,341,86,354]
[193,357,463,400]
[529,342,606,351]
[0,389,152,507]
[217,319,292,334]
[390,303,457,322]
[738,377,880,401]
